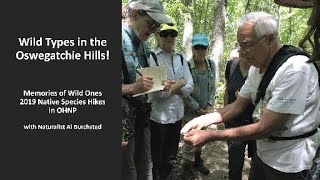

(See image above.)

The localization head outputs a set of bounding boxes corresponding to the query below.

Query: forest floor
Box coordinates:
[170,124,252,180]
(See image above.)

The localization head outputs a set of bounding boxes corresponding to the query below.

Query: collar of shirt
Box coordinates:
[188,57,210,69]
[153,47,178,56]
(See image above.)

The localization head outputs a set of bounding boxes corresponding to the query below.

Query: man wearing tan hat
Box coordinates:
[121,0,170,179]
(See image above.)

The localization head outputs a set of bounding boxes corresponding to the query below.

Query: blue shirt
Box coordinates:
[122,23,150,103]
[122,24,150,84]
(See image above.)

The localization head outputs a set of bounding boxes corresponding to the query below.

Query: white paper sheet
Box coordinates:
[132,66,167,97]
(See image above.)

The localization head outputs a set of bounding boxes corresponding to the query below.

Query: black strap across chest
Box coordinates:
[254,45,310,105]
[122,51,149,102]
[187,58,213,72]
[255,45,320,141]
[122,52,130,84]
[150,51,184,66]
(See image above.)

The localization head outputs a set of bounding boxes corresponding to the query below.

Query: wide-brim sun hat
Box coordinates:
[274,0,318,26]
[159,15,178,32]
[128,0,170,23]
[274,0,314,8]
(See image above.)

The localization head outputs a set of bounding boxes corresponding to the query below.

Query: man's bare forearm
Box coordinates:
[122,76,154,95]
[217,97,249,123]
[122,84,135,95]
[171,79,185,94]
[207,121,269,142]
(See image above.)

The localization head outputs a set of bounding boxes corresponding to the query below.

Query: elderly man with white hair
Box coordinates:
[181,11,320,180]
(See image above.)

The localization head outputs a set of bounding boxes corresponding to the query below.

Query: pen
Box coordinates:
[136,69,143,76]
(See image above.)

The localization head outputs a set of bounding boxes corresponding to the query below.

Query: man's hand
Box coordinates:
[180,112,222,134]
[122,141,128,148]
[162,80,176,91]
[133,76,153,94]
[183,129,212,148]
[171,78,186,95]
[177,78,186,87]
[196,108,207,116]
[235,91,240,99]
[205,105,214,113]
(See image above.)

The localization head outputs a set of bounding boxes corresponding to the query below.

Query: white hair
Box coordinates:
[237,12,279,39]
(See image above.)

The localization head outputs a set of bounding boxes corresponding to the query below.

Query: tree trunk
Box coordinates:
[181,0,193,60]
[182,13,193,60]
[245,0,250,12]
[210,0,226,83]
[288,8,292,44]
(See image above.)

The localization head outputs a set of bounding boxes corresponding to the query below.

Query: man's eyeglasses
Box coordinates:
[159,30,178,38]
[239,35,266,51]
[193,45,208,50]
[144,18,161,31]
[138,10,161,31]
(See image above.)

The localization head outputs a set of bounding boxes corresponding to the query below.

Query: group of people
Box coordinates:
[121,0,320,180]
[121,1,216,179]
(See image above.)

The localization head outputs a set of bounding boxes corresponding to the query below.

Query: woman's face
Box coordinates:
[158,30,178,50]
[192,45,208,62]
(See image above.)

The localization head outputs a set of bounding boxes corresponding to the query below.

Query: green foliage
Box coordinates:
[192,0,215,36]
[122,0,313,107]
[161,0,189,52]
[214,81,226,109]
[278,7,311,45]
[122,0,128,4]
[122,0,311,54]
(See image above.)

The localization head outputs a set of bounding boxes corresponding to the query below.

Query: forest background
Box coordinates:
[122,0,312,107]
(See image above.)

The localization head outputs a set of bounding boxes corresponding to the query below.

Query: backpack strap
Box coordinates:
[122,51,130,84]
[122,51,134,101]
[208,58,212,69]
[151,52,184,67]
[313,62,320,89]
[229,59,240,80]
[187,61,191,72]
[254,45,309,105]
[269,129,317,141]
[188,58,214,73]
[150,51,159,66]
[255,45,317,141]
[179,54,184,65]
